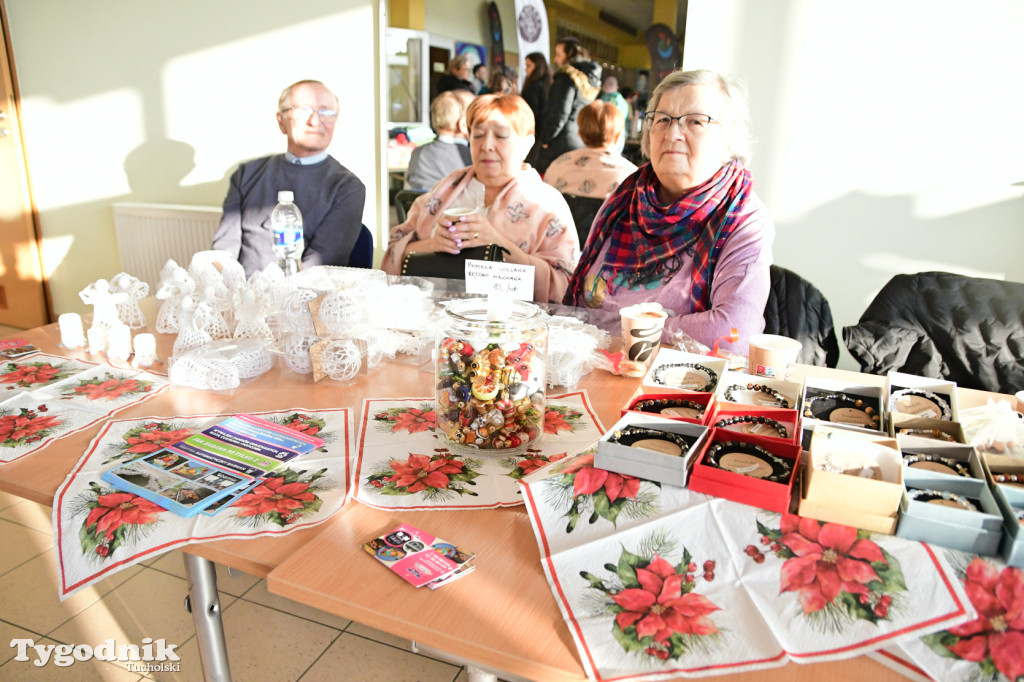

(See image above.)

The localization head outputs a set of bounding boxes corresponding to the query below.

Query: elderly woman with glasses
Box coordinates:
[383,94,579,303]
[563,69,774,353]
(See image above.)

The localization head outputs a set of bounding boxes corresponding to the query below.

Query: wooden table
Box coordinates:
[3,322,986,681]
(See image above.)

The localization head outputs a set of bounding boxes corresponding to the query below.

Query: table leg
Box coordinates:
[411,641,511,682]
[183,553,232,682]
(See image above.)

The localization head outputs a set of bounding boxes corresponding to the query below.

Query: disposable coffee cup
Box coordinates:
[747,333,802,380]
[620,304,668,367]
[1016,390,1024,415]
[443,207,475,222]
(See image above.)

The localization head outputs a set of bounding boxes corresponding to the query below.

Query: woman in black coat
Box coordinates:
[521,52,551,167]
[535,37,601,175]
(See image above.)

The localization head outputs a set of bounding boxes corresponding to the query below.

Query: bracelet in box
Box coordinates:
[609,426,696,457]
[896,427,958,443]
[803,392,881,429]
[650,362,718,392]
[907,487,980,513]
[633,398,705,420]
[994,474,1024,488]
[713,415,789,439]
[703,440,792,482]
[889,388,952,421]
[902,454,971,477]
[722,383,790,408]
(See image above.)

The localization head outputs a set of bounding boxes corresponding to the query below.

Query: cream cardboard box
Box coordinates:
[642,348,728,395]
[799,425,904,534]
[892,417,971,456]
[800,376,886,435]
[886,371,958,423]
[896,472,1004,555]
[713,371,802,411]
[595,413,710,488]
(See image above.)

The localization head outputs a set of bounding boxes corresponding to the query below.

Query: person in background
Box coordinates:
[599,75,629,120]
[520,52,551,167]
[471,63,488,94]
[535,37,601,175]
[383,94,579,303]
[480,71,515,96]
[563,69,774,354]
[436,56,475,95]
[404,90,474,192]
[213,79,365,276]
[544,101,637,200]
[544,101,637,245]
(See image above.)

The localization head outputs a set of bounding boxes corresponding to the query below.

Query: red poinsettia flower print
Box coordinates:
[612,555,721,642]
[544,410,573,434]
[0,413,61,443]
[390,408,436,434]
[778,514,886,613]
[85,492,164,540]
[285,417,320,436]
[1,363,60,385]
[74,378,149,400]
[562,454,640,502]
[124,428,194,454]
[388,453,464,492]
[946,558,1024,680]
[234,477,315,517]
[518,453,567,477]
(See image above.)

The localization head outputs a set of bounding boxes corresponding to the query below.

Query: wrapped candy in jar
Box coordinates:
[435,299,547,451]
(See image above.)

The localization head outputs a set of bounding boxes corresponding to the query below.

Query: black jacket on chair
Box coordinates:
[763,265,840,367]
[842,271,1024,394]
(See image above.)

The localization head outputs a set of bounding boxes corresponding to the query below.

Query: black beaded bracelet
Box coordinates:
[902,454,972,477]
[609,426,696,457]
[803,392,881,428]
[889,388,953,421]
[650,362,718,392]
[714,414,789,439]
[722,383,790,408]
[633,398,705,419]
[907,487,980,513]
[703,440,792,482]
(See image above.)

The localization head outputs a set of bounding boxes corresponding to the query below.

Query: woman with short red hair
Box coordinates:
[383,94,579,303]
[544,100,638,200]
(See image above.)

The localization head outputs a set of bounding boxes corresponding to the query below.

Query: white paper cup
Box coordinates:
[620,304,668,367]
[443,207,476,222]
[747,334,802,380]
[1016,390,1024,415]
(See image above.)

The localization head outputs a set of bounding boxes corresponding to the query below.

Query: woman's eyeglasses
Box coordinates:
[643,112,719,134]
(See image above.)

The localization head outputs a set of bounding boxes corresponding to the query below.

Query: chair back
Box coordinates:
[843,271,1024,393]
[349,225,373,268]
[763,265,840,367]
[561,193,606,247]
[394,189,426,224]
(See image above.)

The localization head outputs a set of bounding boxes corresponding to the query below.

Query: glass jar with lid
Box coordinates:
[435,298,547,451]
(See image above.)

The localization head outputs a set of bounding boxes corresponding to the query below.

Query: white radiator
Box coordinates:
[112,202,223,288]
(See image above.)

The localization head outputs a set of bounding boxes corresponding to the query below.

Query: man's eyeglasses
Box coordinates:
[283,105,338,122]
[643,112,719,134]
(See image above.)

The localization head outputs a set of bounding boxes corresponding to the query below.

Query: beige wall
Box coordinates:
[685,0,1024,368]
[6,0,383,316]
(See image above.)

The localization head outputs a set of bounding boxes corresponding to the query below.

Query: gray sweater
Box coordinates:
[213,154,365,275]
[404,139,472,192]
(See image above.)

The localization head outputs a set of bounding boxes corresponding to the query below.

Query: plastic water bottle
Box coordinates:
[271,190,304,275]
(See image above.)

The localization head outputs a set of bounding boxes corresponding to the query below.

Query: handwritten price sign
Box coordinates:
[465,261,535,301]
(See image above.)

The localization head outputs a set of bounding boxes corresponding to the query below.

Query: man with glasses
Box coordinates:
[213,79,365,275]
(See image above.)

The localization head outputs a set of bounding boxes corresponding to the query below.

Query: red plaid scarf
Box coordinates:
[564,159,753,312]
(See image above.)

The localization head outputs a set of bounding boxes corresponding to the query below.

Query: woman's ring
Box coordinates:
[473,232,479,239]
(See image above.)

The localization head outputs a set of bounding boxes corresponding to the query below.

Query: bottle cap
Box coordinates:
[278,190,294,202]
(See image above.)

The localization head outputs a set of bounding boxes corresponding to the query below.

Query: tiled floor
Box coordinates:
[0,490,473,681]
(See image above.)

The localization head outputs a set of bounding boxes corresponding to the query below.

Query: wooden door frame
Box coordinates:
[0,0,54,325]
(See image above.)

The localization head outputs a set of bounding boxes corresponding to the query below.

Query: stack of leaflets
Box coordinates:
[102,414,323,517]
[361,523,475,589]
